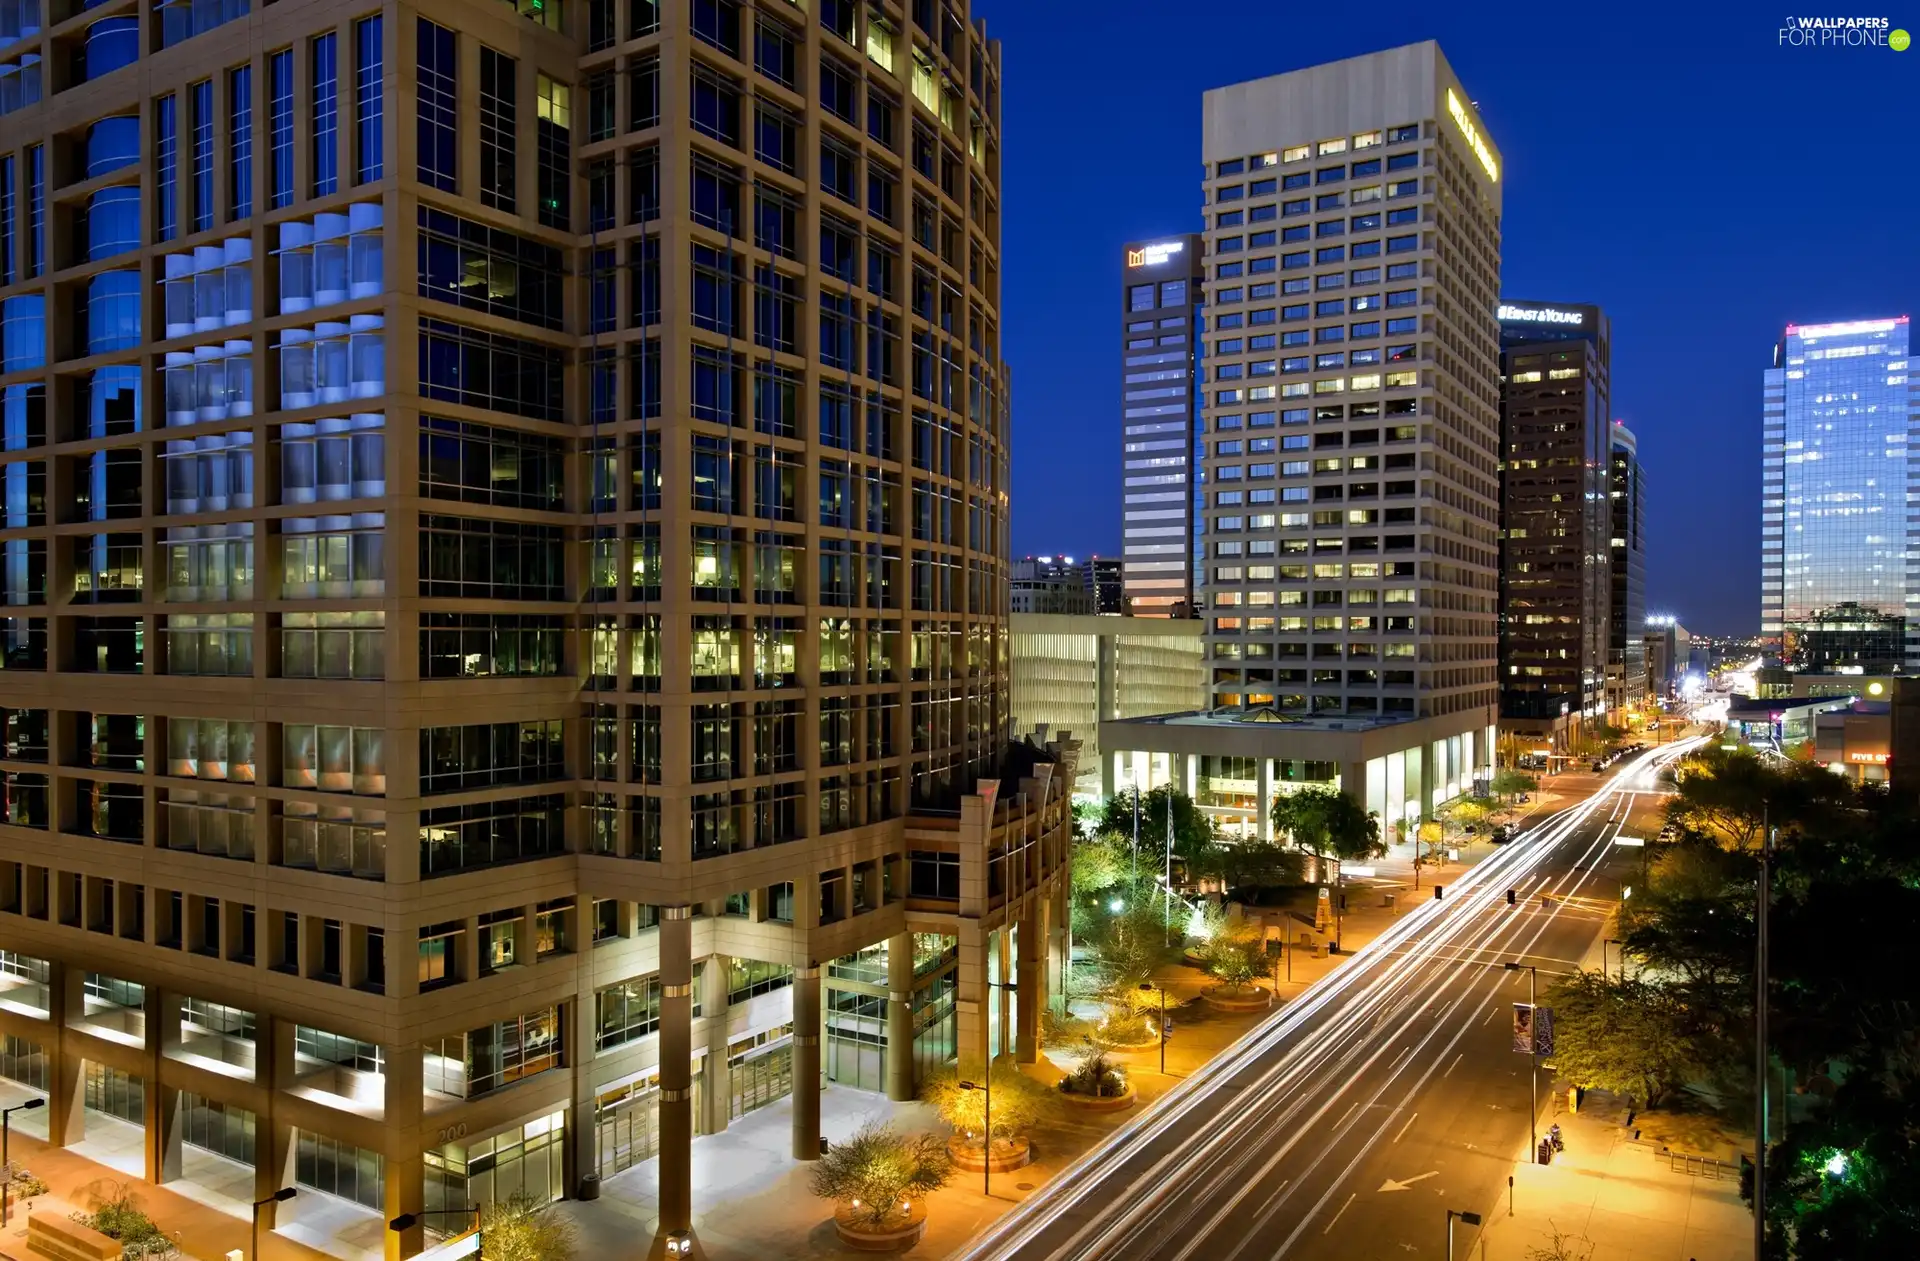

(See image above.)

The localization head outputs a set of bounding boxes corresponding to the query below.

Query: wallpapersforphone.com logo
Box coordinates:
[1778,15,1909,47]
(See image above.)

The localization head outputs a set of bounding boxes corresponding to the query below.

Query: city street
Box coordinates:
[952,740,1700,1261]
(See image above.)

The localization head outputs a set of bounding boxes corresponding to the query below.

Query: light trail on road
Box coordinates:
[952,737,1704,1261]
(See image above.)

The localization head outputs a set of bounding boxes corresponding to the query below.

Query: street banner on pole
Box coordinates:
[1512,1003,1535,1054]
[1533,1006,1555,1057]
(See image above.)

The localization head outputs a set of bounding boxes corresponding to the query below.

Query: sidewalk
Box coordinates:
[0,1127,338,1261]
[1472,1094,1750,1261]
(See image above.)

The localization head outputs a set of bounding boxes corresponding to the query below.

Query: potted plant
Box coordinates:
[923,1063,1054,1172]
[1057,1042,1135,1111]
[809,1121,953,1252]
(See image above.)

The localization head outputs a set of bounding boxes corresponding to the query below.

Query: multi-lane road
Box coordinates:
[955,739,1701,1261]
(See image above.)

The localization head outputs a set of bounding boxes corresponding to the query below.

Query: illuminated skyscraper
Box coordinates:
[1763,317,1918,669]
[1120,234,1204,616]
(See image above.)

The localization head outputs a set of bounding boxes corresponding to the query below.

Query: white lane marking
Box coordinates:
[1442,1052,1463,1078]
[1323,1192,1357,1235]
[1392,1111,1417,1144]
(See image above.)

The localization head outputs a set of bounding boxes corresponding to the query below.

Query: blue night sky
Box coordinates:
[988,4,1919,636]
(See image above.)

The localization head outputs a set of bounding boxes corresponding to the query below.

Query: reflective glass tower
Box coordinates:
[1763,317,1919,670]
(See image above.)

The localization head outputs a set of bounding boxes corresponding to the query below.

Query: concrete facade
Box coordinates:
[0,2,1064,1259]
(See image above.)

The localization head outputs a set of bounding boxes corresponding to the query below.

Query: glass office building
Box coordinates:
[1763,317,1919,669]
[1120,234,1203,616]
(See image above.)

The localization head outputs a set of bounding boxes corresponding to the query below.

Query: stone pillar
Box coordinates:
[1014,915,1040,1064]
[1256,758,1273,842]
[1048,881,1070,1018]
[254,1019,297,1226]
[381,1042,425,1261]
[702,955,732,1134]
[1341,760,1369,812]
[954,920,989,1073]
[656,905,696,1238]
[146,988,184,1184]
[48,963,84,1146]
[790,965,821,1161]
[885,933,916,1102]
[569,992,600,1195]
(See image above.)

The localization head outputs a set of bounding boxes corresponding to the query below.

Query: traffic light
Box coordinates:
[1507,889,1517,906]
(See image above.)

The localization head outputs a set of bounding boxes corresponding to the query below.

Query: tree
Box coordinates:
[1081,896,1180,1034]
[810,1122,953,1230]
[1415,819,1447,868]
[1543,971,1706,1109]
[480,1192,578,1261]
[1491,769,1539,801]
[1270,786,1383,872]
[1192,837,1305,891]
[1663,745,1853,852]
[1195,908,1268,989]
[1098,785,1217,868]
[1524,1224,1597,1261]
[922,1063,1055,1151]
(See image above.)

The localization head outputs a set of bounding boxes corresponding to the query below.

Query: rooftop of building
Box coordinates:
[1109,707,1417,733]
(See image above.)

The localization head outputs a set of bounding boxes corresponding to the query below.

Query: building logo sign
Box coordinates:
[1778,16,1906,48]
[1498,303,1585,326]
[1848,750,1890,764]
[1127,241,1184,268]
[1445,89,1498,183]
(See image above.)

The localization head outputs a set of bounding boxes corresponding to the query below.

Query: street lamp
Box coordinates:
[958,977,1017,1200]
[0,1097,41,1227]
[1506,961,1540,1162]
[3,1096,43,1165]
[389,1205,482,1254]
[253,1186,297,1259]
[1445,1208,1483,1261]
[1138,981,1167,1074]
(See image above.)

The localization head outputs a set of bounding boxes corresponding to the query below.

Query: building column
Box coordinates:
[790,965,821,1161]
[255,1019,298,1225]
[1102,749,1117,798]
[954,920,990,1073]
[48,963,84,1147]
[569,991,600,1194]
[702,955,732,1135]
[1014,915,1040,1064]
[1049,880,1071,1017]
[993,930,1012,1060]
[1340,760,1369,813]
[656,905,696,1242]
[381,1042,425,1261]
[145,989,184,1184]
[1256,758,1273,842]
[885,934,916,1101]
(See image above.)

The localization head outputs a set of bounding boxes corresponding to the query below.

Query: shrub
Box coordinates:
[922,1063,1055,1150]
[1195,906,1268,989]
[1061,1044,1128,1098]
[479,1190,577,1261]
[809,1121,953,1231]
[71,1183,177,1260]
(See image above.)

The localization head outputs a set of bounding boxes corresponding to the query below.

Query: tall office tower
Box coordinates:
[1764,318,1919,670]
[1083,554,1126,613]
[1496,301,1611,748]
[1607,423,1648,713]
[1119,233,1203,616]
[1198,43,1501,736]
[0,4,1072,1259]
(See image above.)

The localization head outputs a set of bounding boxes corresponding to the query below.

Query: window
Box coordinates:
[419,796,564,874]
[190,79,213,232]
[536,75,571,228]
[418,318,565,422]
[418,514,563,600]
[692,0,739,55]
[419,722,564,795]
[416,207,564,330]
[416,20,456,192]
[267,50,293,209]
[479,47,516,211]
[353,17,382,185]
[229,66,253,221]
[310,33,337,197]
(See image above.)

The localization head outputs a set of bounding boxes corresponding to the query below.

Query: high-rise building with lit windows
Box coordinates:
[1607,422,1648,713]
[1192,42,1499,818]
[0,3,1072,1259]
[1120,232,1202,616]
[1763,317,1919,670]
[1496,300,1611,748]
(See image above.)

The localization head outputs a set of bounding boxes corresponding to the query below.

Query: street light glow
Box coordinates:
[1825,1151,1848,1177]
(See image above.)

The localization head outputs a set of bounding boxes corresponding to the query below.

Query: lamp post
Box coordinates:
[1,1097,42,1227]
[3,1096,44,1166]
[1506,961,1539,1162]
[1602,938,1621,982]
[1445,1208,1483,1261]
[252,1186,297,1259]
[389,1205,482,1254]
[1138,981,1167,1074]
[958,976,1016,1199]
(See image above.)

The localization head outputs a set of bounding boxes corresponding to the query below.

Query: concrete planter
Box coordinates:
[1058,1082,1137,1112]
[833,1200,929,1252]
[1202,986,1272,1012]
[947,1134,1033,1172]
